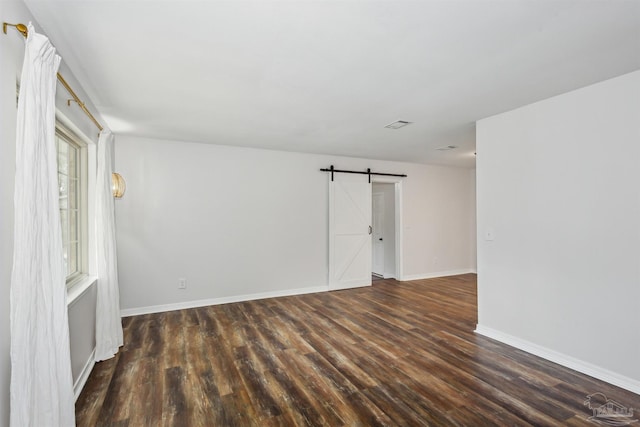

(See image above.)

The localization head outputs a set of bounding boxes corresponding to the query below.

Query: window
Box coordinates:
[56,123,88,286]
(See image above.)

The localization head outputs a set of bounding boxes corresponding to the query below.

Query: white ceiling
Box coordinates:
[24,0,640,168]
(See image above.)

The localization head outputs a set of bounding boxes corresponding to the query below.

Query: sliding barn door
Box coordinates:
[329,173,372,290]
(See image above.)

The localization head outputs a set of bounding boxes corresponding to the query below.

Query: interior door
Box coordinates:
[329,173,372,290]
[372,192,384,276]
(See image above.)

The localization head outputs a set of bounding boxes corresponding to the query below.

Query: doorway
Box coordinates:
[372,182,397,279]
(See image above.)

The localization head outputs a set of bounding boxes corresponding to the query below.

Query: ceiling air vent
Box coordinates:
[384,120,412,129]
[436,145,458,151]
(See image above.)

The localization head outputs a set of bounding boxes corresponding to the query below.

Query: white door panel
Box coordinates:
[329,175,371,290]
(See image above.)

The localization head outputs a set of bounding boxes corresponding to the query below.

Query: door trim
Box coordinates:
[370,176,404,281]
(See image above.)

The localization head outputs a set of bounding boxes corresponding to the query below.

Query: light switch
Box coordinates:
[484,230,495,241]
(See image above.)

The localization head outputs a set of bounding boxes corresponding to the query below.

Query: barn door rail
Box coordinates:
[320,165,407,182]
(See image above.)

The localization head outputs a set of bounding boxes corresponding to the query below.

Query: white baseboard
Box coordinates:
[475,325,640,395]
[121,271,478,317]
[400,268,475,281]
[121,285,329,317]
[74,348,96,401]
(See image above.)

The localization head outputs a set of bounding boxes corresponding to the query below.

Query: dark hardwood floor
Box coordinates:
[76,274,639,426]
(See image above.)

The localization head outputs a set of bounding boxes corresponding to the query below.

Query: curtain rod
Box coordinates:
[320,165,407,182]
[3,22,104,132]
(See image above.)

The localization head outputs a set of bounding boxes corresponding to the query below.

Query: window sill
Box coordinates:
[67,275,97,307]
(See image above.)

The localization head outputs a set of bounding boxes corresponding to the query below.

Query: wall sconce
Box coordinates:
[111,172,126,198]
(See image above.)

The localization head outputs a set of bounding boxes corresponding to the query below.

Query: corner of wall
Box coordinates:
[475,325,640,395]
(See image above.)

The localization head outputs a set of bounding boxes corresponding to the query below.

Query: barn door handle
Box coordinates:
[368,225,372,235]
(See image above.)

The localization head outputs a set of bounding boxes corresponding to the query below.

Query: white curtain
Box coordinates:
[10,23,75,427]
[94,130,124,361]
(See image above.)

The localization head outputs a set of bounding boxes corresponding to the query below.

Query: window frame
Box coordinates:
[56,121,89,288]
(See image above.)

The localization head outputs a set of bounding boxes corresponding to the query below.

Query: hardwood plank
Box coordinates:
[77,274,640,426]
[75,355,119,426]
[126,356,163,427]
[197,369,232,426]
[163,366,188,427]
[95,349,139,425]
[233,345,282,418]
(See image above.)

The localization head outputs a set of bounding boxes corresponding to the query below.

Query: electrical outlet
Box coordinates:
[178,278,187,289]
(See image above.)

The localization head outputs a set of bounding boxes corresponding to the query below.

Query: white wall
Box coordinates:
[68,284,97,392]
[476,70,640,392]
[0,1,103,423]
[115,136,475,313]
